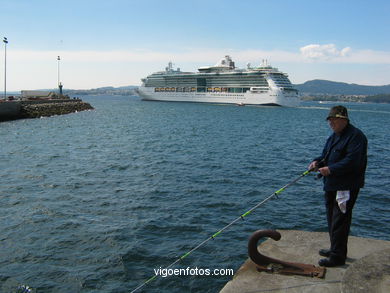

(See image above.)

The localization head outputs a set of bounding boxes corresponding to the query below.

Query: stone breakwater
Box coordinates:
[20,99,94,119]
[0,99,94,121]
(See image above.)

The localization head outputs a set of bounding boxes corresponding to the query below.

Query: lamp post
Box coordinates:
[57,55,60,86]
[3,37,8,100]
[57,56,63,97]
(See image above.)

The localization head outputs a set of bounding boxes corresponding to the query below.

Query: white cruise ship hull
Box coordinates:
[138,87,299,107]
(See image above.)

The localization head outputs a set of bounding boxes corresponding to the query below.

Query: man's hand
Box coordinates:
[308,161,319,171]
[318,166,331,177]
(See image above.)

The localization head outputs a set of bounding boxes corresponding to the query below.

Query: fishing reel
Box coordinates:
[314,160,326,180]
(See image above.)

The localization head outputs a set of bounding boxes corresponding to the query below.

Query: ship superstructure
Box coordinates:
[137,56,299,106]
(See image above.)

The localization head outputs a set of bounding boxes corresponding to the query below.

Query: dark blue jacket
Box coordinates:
[315,123,367,191]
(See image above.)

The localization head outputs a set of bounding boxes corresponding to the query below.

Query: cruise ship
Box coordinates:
[137,56,299,107]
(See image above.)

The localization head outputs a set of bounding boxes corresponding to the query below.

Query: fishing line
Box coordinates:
[130,169,313,293]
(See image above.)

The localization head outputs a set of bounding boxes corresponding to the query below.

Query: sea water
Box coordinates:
[0,96,389,292]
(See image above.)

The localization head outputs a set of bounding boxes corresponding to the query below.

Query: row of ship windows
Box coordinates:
[147,78,270,86]
[150,76,290,83]
[154,87,258,93]
[148,81,269,87]
[273,77,291,81]
[274,82,294,86]
[148,78,269,82]
[150,83,270,87]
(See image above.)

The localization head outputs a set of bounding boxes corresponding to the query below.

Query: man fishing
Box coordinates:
[308,105,368,267]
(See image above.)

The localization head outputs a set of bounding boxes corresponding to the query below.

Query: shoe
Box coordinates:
[319,249,331,257]
[318,257,345,267]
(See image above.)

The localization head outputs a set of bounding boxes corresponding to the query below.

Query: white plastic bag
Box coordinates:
[336,190,350,214]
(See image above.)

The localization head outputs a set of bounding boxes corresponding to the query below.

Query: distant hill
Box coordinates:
[63,86,138,96]
[295,80,390,95]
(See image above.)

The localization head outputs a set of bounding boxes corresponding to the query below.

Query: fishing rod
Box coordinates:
[130,168,314,293]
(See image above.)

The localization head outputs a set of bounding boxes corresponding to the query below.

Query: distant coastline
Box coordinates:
[295,80,390,103]
[7,80,390,103]
[300,93,390,103]
[64,86,138,97]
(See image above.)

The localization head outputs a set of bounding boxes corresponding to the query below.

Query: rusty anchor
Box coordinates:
[248,229,326,278]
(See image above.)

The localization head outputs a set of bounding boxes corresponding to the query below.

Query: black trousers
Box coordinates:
[324,189,359,261]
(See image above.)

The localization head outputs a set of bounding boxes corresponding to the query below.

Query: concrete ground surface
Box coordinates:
[220,230,390,293]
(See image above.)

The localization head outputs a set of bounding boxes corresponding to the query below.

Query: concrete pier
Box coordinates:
[220,230,390,293]
[0,101,21,121]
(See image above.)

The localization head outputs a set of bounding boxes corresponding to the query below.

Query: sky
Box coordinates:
[1,0,390,91]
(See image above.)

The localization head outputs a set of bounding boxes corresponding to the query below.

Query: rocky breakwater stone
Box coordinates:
[20,99,93,119]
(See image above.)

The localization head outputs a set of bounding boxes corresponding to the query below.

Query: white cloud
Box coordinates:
[299,44,390,65]
[299,44,351,60]
[340,47,351,57]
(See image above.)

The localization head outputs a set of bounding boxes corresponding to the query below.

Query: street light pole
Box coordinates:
[57,55,60,87]
[3,37,8,100]
[57,56,63,97]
